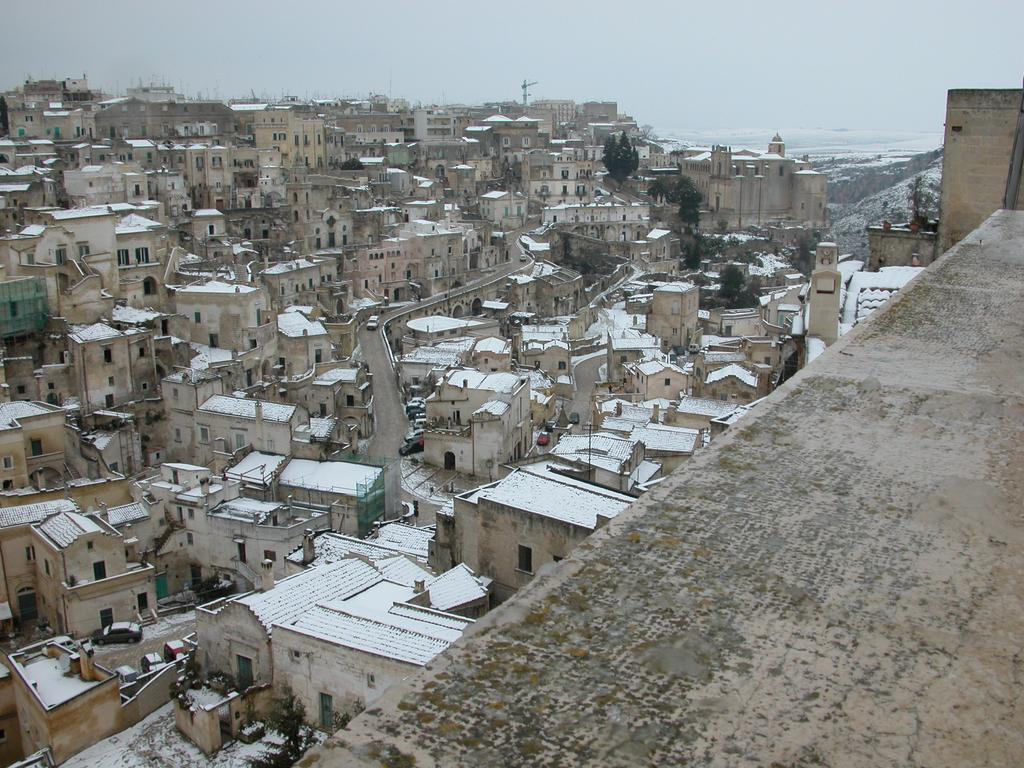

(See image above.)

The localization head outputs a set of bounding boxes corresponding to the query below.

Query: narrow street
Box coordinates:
[568,353,605,431]
[361,249,532,462]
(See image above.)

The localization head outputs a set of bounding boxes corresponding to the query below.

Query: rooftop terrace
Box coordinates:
[310,210,1024,766]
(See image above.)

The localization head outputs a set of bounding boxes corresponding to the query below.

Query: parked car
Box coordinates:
[569,412,581,424]
[366,315,380,330]
[399,436,425,456]
[140,652,165,674]
[114,665,139,684]
[543,421,556,433]
[91,621,142,645]
[537,433,550,447]
[687,343,700,355]
[163,639,188,662]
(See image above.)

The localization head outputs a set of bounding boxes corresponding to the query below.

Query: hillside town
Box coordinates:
[0,70,1009,768]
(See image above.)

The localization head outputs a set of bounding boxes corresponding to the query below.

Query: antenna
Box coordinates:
[521,79,538,107]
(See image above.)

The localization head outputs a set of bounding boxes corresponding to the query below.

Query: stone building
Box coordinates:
[678,135,827,228]
[67,322,158,414]
[433,467,633,602]
[937,88,1024,252]
[0,401,68,491]
[93,98,235,141]
[423,369,532,477]
[195,558,473,725]
[0,499,155,635]
[645,281,700,353]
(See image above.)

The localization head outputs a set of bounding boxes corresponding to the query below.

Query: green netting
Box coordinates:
[336,453,388,536]
[0,278,48,338]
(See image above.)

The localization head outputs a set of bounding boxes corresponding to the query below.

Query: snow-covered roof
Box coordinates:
[676,396,742,419]
[278,458,381,496]
[473,337,511,355]
[373,523,435,561]
[192,208,223,218]
[313,367,360,385]
[841,266,924,327]
[286,530,427,567]
[260,257,322,275]
[654,281,696,294]
[406,316,485,334]
[0,401,55,430]
[473,399,511,418]
[35,511,105,549]
[68,323,122,343]
[226,451,288,484]
[177,280,258,295]
[104,502,149,527]
[702,351,747,365]
[111,305,164,324]
[705,363,758,388]
[198,395,296,422]
[443,369,523,395]
[467,469,633,530]
[629,423,699,454]
[421,564,489,612]
[0,499,78,530]
[277,312,328,338]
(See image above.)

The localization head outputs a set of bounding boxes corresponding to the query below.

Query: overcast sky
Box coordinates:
[2,0,1020,139]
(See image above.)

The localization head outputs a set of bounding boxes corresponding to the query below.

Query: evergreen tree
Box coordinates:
[683,237,702,271]
[339,157,364,170]
[719,265,746,304]
[248,690,318,768]
[603,132,638,183]
[675,176,703,231]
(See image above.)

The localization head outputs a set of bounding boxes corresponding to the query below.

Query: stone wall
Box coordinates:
[938,88,1022,252]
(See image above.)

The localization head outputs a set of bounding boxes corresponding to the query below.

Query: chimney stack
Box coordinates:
[302,528,315,565]
[260,559,275,591]
[414,579,425,593]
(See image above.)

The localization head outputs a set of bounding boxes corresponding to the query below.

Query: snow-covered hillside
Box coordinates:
[828,156,943,257]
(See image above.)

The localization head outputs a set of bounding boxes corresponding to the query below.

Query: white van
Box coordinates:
[366,315,380,330]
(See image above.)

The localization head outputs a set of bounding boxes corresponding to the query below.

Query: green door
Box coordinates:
[155,573,169,600]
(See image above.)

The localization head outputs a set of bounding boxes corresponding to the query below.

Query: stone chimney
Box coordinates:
[615,401,622,417]
[260,559,275,591]
[302,528,315,565]
[77,640,97,680]
[414,579,426,593]
[651,402,660,423]
[254,400,263,426]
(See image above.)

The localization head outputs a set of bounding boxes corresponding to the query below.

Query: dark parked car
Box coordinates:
[399,436,425,456]
[569,412,581,424]
[92,621,142,645]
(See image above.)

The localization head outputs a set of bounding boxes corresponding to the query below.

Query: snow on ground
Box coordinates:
[571,349,605,367]
[93,610,197,671]
[586,302,646,342]
[62,702,325,768]
[748,251,793,278]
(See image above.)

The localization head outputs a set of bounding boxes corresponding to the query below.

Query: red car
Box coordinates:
[536,433,550,446]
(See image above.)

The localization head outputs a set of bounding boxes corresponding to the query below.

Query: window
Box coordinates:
[44,560,50,575]
[517,544,533,574]
[2,456,12,470]
[103,348,113,363]
[54,247,66,264]
[135,246,150,263]
[319,693,334,729]
[138,345,147,358]
[263,549,277,561]
[78,243,90,258]
[30,438,43,457]
[366,672,376,689]
[174,428,182,443]
[199,426,209,443]
[25,545,35,561]
[100,608,113,627]
[235,433,245,449]
[117,248,130,266]
[93,561,107,580]
[188,509,194,519]
[86,541,93,550]
[194,312,201,323]
[186,533,194,544]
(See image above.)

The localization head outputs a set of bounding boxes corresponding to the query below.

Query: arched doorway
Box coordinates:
[471,298,483,315]
[443,451,456,471]
[451,304,464,318]
[143,276,157,296]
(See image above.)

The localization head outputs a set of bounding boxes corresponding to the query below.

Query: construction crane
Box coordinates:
[521,79,538,107]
